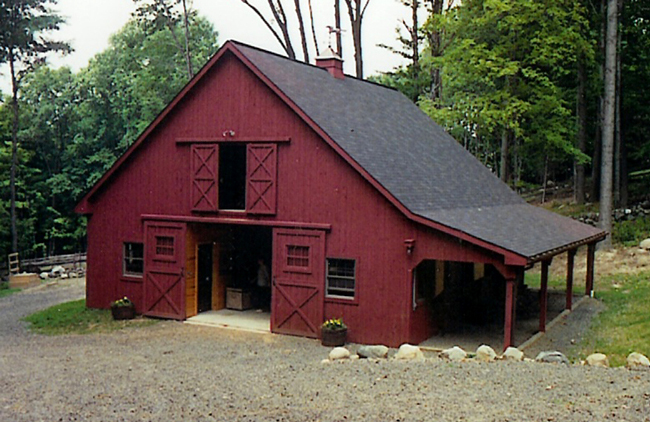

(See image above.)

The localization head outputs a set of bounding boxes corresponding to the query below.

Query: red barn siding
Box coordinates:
[84,51,509,346]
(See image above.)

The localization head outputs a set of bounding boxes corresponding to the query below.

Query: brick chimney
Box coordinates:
[316,47,344,80]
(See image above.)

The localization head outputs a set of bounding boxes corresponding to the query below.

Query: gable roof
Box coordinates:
[232,42,605,261]
[77,40,605,264]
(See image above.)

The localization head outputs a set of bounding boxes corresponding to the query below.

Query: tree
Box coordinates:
[343,0,372,78]
[0,0,71,253]
[421,0,592,186]
[599,0,620,249]
[19,66,81,255]
[73,15,219,188]
[133,0,196,78]
[377,1,455,102]
[619,0,650,199]
[240,0,317,62]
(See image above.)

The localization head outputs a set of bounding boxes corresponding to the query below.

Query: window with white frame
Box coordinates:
[123,242,144,277]
[326,258,356,298]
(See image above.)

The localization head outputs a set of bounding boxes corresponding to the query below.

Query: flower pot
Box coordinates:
[111,305,136,320]
[321,328,347,347]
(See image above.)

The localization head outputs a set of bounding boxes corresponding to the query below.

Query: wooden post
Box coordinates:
[586,243,595,296]
[539,260,550,333]
[566,249,577,310]
[503,274,518,350]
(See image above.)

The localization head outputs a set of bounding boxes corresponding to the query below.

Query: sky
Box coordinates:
[0,0,415,95]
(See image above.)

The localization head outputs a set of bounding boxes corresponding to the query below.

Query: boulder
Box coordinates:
[50,265,65,276]
[393,344,424,361]
[626,352,650,370]
[586,353,609,368]
[501,347,524,362]
[358,345,389,359]
[535,351,570,365]
[640,238,650,250]
[60,273,69,280]
[440,346,467,362]
[39,272,49,280]
[476,345,497,362]
[328,347,350,361]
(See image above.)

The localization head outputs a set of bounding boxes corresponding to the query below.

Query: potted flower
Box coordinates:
[110,297,136,320]
[321,318,347,347]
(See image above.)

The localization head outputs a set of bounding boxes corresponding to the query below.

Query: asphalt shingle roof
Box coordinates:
[235,42,605,260]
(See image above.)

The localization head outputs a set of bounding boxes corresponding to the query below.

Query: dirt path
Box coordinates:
[1,280,649,421]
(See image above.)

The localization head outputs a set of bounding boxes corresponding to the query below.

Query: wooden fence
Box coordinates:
[2,253,86,278]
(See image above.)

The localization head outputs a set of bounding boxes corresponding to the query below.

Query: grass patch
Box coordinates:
[574,272,650,366]
[0,283,20,298]
[22,299,157,335]
[540,200,599,218]
[524,272,566,290]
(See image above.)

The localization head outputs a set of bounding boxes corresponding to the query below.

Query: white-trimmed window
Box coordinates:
[326,258,356,298]
[123,243,144,277]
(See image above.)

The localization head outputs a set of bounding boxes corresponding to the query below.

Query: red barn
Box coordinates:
[75,41,605,348]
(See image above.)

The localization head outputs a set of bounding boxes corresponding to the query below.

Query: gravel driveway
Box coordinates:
[1,279,649,422]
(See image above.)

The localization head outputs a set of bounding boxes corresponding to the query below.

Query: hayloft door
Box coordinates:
[271,229,325,338]
[143,222,186,319]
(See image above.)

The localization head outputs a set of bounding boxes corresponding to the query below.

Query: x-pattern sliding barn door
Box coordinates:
[271,229,325,338]
[247,144,277,215]
[143,222,186,319]
[191,145,218,211]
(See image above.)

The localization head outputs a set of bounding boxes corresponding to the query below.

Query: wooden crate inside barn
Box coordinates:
[226,288,252,311]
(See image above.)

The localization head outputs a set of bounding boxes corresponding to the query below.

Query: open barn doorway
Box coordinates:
[186,223,273,330]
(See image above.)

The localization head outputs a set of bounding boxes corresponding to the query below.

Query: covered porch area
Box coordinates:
[416,240,602,352]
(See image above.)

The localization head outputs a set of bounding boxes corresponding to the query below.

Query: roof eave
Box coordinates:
[527,231,608,264]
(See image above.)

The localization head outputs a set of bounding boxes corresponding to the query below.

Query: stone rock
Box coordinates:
[586,353,609,367]
[640,238,650,250]
[329,347,350,361]
[501,347,524,362]
[535,351,570,365]
[60,273,69,279]
[68,272,77,278]
[626,352,650,370]
[476,345,497,362]
[358,345,389,359]
[39,272,49,280]
[440,346,467,362]
[393,344,424,361]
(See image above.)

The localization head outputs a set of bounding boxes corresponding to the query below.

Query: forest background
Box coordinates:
[0,0,648,262]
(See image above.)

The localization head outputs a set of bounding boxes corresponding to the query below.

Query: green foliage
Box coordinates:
[22,299,157,335]
[0,283,20,298]
[574,272,650,366]
[0,12,218,261]
[621,0,650,173]
[419,0,593,182]
[612,216,650,246]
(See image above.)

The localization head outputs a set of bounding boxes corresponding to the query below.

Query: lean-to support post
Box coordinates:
[503,270,521,350]
[586,243,595,296]
[539,260,550,333]
[566,249,577,310]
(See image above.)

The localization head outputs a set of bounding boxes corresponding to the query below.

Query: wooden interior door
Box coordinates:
[197,244,213,313]
[143,222,186,319]
[271,229,325,337]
